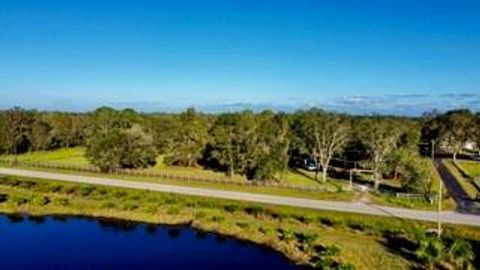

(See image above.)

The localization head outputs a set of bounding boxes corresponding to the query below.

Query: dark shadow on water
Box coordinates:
[51,215,67,222]
[145,224,157,234]
[97,218,138,232]
[28,215,46,224]
[6,214,24,223]
[168,228,181,238]
[215,234,226,243]
[195,230,208,240]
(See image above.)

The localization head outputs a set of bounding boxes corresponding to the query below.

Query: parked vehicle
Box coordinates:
[472,154,480,161]
[305,162,317,171]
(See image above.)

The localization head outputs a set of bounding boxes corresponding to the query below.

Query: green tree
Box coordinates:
[165,108,209,167]
[144,114,179,154]
[209,112,257,177]
[391,150,432,197]
[3,107,35,155]
[291,109,350,182]
[443,110,477,162]
[31,117,52,151]
[422,109,476,162]
[251,111,290,181]
[357,117,402,190]
[47,113,87,148]
[85,108,156,172]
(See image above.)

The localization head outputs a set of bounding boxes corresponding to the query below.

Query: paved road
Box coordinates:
[1,167,480,227]
[435,159,480,214]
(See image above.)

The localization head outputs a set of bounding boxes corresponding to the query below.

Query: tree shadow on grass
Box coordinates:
[378,234,423,270]
[290,168,319,183]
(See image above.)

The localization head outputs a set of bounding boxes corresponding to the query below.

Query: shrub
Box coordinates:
[55,197,70,206]
[236,222,249,229]
[113,190,128,198]
[122,201,139,211]
[64,186,78,195]
[100,201,115,209]
[244,206,265,217]
[0,178,20,187]
[295,214,315,224]
[77,186,95,197]
[33,196,51,206]
[258,226,273,235]
[128,192,142,200]
[11,194,30,205]
[270,212,287,221]
[277,228,296,242]
[46,183,63,193]
[318,216,344,228]
[146,196,159,203]
[212,215,225,223]
[224,204,240,213]
[19,181,37,189]
[95,187,109,196]
[318,217,334,227]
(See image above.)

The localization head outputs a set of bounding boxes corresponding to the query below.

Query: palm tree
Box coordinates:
[415,235,445,270]
[447,239,475,270]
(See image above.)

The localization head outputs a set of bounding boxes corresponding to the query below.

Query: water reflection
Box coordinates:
[0,214,298,270]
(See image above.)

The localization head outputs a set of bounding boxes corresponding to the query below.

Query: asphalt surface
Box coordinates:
[1,167,480,227]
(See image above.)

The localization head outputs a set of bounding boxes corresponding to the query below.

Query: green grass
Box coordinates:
[457,160,480,178]
[443,160,478,200]
[368,193,456,211]
[0,162,357,201]
[0,148,459,210]
[0,147,90,166]
[1,175,479,269]
[0,148,331,188]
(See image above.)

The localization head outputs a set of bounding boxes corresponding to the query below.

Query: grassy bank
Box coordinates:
[444,160,479,200]
[458,160,480,179]
[0,175,479,269]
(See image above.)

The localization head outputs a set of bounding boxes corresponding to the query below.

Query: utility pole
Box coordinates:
[431,140,442,238]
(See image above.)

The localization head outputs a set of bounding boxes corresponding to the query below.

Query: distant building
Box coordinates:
[465,141,477,151]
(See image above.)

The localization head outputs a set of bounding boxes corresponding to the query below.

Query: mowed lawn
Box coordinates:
[444,160,479,200]
[458,160,480,178]
[0,147,330,188]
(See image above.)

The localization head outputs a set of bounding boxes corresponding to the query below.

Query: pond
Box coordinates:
[0,214,298,270]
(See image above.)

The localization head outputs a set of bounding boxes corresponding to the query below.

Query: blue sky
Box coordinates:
[0,0,479,114]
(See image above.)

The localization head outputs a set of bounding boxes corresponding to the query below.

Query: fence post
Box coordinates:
[349,169,353,191]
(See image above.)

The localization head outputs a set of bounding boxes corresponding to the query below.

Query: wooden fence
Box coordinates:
[0,159,336,193]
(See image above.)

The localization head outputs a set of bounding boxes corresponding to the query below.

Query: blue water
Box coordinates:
[0,215,297,270]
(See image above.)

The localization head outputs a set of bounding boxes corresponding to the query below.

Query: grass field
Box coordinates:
[458,160,480,178]
[0,175,479,269]
[0,147,331,188]
[444,160,479,200]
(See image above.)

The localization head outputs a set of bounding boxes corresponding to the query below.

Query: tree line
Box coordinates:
[1,106,479,193]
